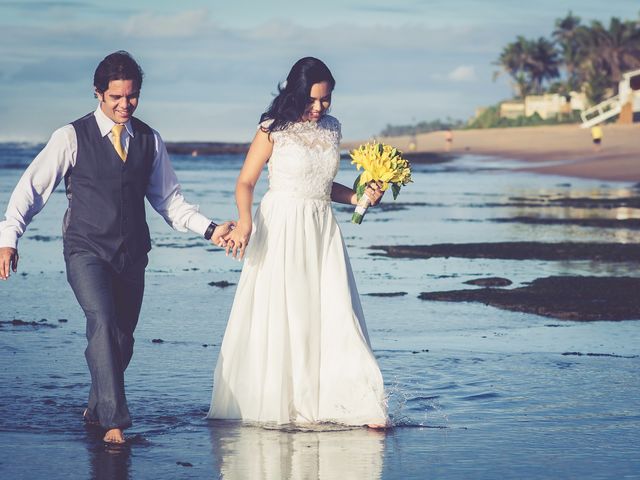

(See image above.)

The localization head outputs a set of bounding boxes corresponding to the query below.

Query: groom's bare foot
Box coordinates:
[103,428,126,445]
[367,423,389,430]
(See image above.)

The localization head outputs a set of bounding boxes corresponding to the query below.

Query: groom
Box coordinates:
[0,51,233,445]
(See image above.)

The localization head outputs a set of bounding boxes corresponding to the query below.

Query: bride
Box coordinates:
[208,57,388,428]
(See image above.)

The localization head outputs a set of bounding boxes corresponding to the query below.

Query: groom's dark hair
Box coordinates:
[260,57,335,133]
[94,50,144,95]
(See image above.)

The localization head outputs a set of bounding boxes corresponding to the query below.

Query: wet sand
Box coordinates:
[343,123,640,182]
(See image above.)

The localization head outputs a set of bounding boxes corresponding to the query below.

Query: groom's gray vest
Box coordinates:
[63,113,155,265]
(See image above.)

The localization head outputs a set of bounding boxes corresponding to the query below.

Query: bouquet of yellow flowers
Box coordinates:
[350,142,413,224]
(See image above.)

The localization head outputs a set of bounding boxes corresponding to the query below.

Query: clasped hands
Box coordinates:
[217,220,251,260]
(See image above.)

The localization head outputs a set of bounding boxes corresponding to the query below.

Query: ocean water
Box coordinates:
[0,143,639,479]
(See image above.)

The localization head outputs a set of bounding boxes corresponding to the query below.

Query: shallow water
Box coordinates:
[1,144,639,479]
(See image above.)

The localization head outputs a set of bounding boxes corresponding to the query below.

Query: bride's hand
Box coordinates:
[211,221,236,248]
[225,220,252,260]
[365,181,385,206]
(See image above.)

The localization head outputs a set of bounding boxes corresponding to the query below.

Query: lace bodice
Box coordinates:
[264,115,342,199]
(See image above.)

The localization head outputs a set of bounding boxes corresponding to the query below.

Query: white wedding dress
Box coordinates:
[208,115,387,426]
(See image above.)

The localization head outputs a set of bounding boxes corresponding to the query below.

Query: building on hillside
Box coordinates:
[525,92,586,119]
[497,92,585,120]
[499,101,525,119]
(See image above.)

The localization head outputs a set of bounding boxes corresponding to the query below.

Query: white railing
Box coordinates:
[580,95,621,128]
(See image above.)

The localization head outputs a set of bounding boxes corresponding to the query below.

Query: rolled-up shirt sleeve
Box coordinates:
[0,126,75,249]
[145,130,211,237]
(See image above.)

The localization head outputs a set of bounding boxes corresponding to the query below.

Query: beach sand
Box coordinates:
[344,123,640,182]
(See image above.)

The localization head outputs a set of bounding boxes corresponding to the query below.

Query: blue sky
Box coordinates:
[0,0,637,142]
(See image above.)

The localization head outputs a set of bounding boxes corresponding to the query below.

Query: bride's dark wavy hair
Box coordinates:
[260,57,335,133]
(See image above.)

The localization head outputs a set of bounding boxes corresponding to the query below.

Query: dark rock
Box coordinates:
[153,242,199,249]
[468,195,640,210]
[364,292,408,297]
[151,339,165,344]
[372,242,640,262]
[31,235,60,242]
[58,319,68,323]
[208,280,236,288]
[420,276,640,321]
[490,216,640,230]
[1,319,57,328]
[561,352,638,359]
[464,277,512,287]
[334,201,431,214]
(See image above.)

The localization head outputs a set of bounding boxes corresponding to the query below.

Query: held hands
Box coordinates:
[210,221,237,248]
[0,247,19,280]
[223,220,252,260]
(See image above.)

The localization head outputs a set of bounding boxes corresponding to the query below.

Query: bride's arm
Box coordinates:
[330,181,384,206]
[226,129,273,259]
[330,182,358,205]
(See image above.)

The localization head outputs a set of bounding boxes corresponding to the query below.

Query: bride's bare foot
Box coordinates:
[103,428,126,445]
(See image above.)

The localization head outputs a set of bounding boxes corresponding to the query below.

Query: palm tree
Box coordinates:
[527,37,561,94]
[494,36,534,98]
[495,37,560,97]
[596,17,640,84]
[553,12,582,91]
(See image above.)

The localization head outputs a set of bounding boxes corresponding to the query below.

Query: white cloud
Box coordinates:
[123,8,211,38]
[447,65,476,82]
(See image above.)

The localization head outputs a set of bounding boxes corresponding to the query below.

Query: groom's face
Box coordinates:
[96,79,140,124]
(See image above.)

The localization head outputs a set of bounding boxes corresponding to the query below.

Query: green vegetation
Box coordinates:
[495,12,640,104]
[466,105,582,129]
[379,118,465,137]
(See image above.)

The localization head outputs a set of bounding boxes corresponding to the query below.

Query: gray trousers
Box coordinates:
[66,250,147,430]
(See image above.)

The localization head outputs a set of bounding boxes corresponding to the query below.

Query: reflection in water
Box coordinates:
[209,422,385,480]
[87,440,131,480]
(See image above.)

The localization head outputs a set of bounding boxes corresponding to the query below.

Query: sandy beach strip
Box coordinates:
[344,123,640,182]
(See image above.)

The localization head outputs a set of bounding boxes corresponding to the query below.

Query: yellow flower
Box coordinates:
[350,143,413,196]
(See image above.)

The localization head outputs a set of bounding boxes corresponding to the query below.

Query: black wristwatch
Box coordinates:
[204,221,218,240]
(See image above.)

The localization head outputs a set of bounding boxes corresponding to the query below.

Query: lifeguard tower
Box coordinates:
[580,69,640,128]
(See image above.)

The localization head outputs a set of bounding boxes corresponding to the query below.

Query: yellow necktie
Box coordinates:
[111,124,127,162]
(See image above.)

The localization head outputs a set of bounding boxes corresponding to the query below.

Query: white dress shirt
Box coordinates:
[0,105,212,249]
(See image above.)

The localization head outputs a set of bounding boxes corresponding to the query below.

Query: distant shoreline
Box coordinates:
[342,123,640,182]
[165,142,249,155]
[6,123,639,181]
